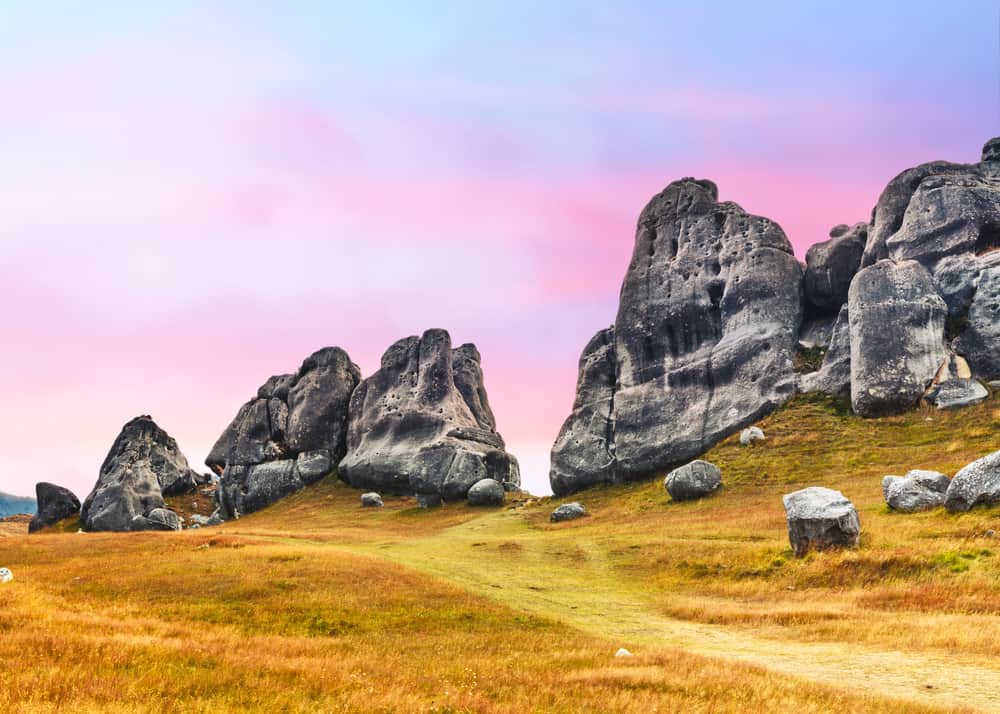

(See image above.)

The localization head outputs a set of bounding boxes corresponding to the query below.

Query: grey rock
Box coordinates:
[131,507,181,532]
[945,450,1000,512]
[295,450,334,484]
[205,510,223,527]
[798,316,836,349]
[800,305,852,396]
[360,492,384,508]
[339,329,520,500]
[933,253,980,319]
[217,460,310,520]
[81,416,200,532]
[954,264,1000,379]
[803,222,868,316]
[927,378,988,410]
[551,178,802,495]
[416,493,443,509]
[286,347,360,457]
[550,502,587,522]
[783,487,860,557]
[29,482,80,533]
[849,260,948,417]
[739,427,765,446]
[466,478,505,507]
[882,470,950,512]
[664,460,721,501]
[190,514,212,526]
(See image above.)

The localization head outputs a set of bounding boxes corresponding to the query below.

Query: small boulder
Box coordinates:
[550,502,587,523]
[614,648,633,657]
[945,450,1000,512]
[882,470,950,512]
[131,508,181,532]
[466,479,505,507]
[783,487,860,557]
[29,483,80,534]
[361,492,384,508]
[664,460,722,501]
[927,379,988,410]
[416,493,443,509]
[0,568,11,584]
[739,427,765,446]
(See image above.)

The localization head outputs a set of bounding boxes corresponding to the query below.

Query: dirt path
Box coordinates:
[310,509,1000,713]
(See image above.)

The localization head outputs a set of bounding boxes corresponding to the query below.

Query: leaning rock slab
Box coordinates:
[550,502,587,523]
[664,460,721,501]
[800,304,852,397]
[467,478,505,507]
[339,329,520,501]
[849,260,947,417]
[551,178,802,495]
[783,487,860,557]
[882,470,950,512]
[29,483,80,533]
[945,450,1000,512]
[81,416,199,532]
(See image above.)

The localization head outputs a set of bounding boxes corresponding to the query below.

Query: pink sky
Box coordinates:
[1,4,996,498]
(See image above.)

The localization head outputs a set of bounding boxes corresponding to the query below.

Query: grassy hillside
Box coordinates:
[4,394,1000,711]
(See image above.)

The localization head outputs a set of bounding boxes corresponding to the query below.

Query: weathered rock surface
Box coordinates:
[954,261,1000,380]
[739,427,765,446]
[360,492,383,508]
[29,483,80,533]
[945,450,1000,512]
[803,223,868,316]
[81,416,197,532]
[339,329,520,501]
[132,507,182,532]
[550,502,587,522]
[927,378,988,410]
[467,478,505,507]
[664,460,721,501]
[783,487,860,557]
[800,305,852,396]
[882,470,950,512]
[849,260,948,417]
[416,493,443,509]
[210,347,361,519]
[551,178,802,495]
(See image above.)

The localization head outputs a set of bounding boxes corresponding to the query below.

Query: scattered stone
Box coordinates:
[466,478,505,507]
[664,460,722,502]
[340,330,520,501]
[550,502,587,523]
[551,178,802,495]
[803,222,868,317]
[614,648,634,658]
[945,450,1000,512]
[29,483,80,534]
[882,470,950,512]
[416,493,443,509]
[0,568,11,583]
[985,529,996,538]
[800,305,852,397]
[926,379,988,410]
[361,492,384,508]
[131,507,181,532]
[849,260,948,417]
[739,427,765,446]
[783,487,860,557]
[81,416,199,532]
[190,514,212,526]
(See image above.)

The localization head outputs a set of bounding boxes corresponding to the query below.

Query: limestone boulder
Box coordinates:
[783,487,860,557]
[29,483,80,533]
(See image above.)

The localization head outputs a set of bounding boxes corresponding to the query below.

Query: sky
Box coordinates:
[1,1,997,499]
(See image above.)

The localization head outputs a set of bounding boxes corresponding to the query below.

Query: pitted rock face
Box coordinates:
[338,329,520,500]
[209,347,361,520]
[849,260,948,417]
[29,483,80,534]
[81,416,195,532]
[551,178,802,495]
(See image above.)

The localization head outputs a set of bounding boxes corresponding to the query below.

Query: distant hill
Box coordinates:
[0,491,36,517]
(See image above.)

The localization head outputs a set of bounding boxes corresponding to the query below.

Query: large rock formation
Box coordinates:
[803,223,868,317]
[339,329,520,501]
[81,416,200,532]
[848,260,948,417]
[210,347,361,519]
[28,483,80,533]
[550,178,802,495]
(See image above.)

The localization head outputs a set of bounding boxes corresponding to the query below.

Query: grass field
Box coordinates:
[3,394,1000,712]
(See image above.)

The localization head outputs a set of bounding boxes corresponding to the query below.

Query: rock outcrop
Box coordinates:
[210,347,361,519]
[945,450,1000,512]
[783,487,860,557]
[339,329,520,501]
[848,260,948,417]
[81,416,199,532]
[664,460,721,501]
[28,483,80,533]
[800,305,852,397]
[551,178,802,495]
[882,470,950,512]
[803,223,868,317]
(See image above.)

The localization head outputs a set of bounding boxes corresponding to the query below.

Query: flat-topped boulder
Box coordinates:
[81,416,199,532]
[339,329,520,501]
[29,483,80,533]
[783,487,860,557]
[551,178,802,495]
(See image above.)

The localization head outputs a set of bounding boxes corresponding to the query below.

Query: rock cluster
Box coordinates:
[81,416,202,532]
[29,483,80,533]
[783,487,860,557]
[882,470,950,512]
[551,178,802,495]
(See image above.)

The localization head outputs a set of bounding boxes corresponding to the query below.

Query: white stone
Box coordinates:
[614,648,633,657]
[0,568,13,584]
[740,426,765,446]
